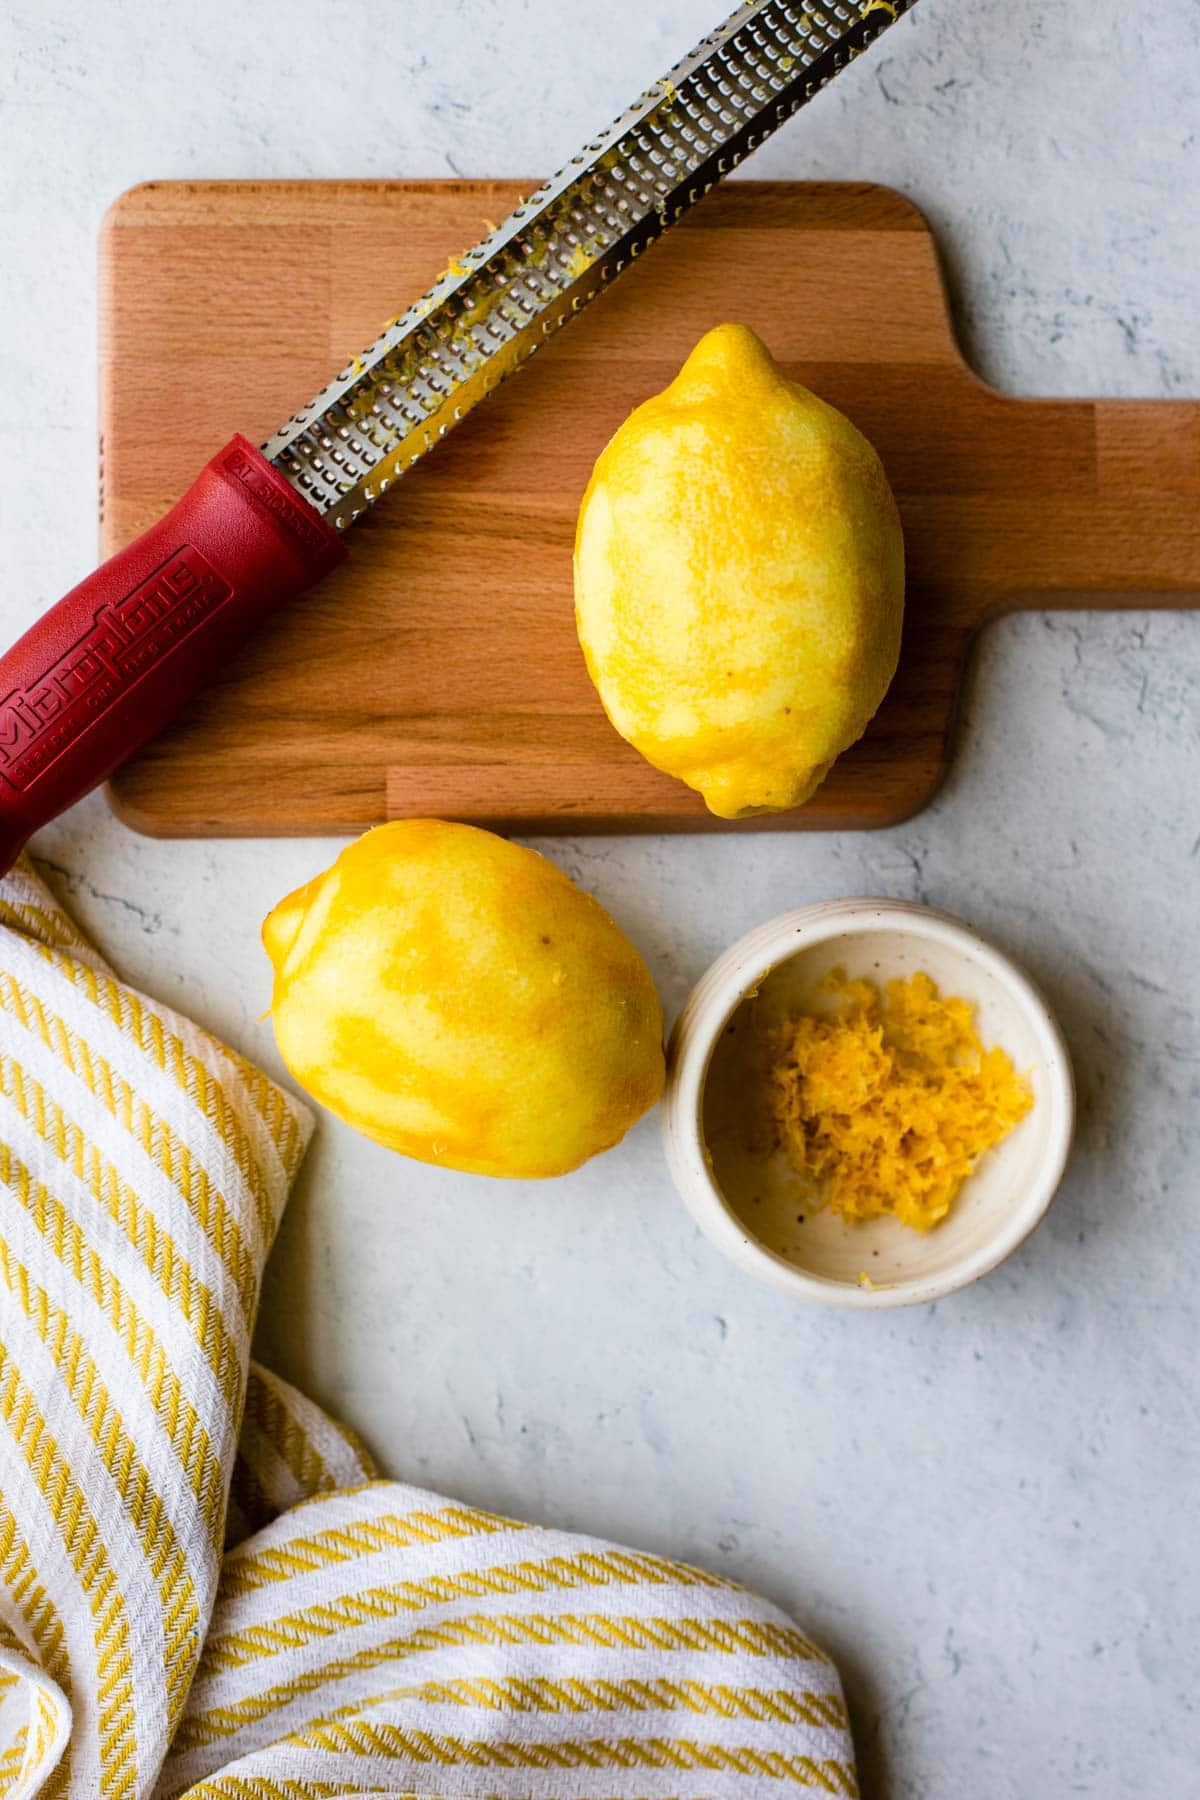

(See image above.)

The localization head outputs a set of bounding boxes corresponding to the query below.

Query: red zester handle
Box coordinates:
[0,435,347,875]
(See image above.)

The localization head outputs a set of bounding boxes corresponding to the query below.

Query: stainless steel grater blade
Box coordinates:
[265,0,919,532]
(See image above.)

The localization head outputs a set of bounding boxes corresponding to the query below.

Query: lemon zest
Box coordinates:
[763,969,1033,1233]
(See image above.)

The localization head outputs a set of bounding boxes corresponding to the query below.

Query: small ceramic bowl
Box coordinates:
[661,899,1074,1308]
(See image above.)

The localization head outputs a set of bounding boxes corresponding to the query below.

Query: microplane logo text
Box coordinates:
[0,547,231,791]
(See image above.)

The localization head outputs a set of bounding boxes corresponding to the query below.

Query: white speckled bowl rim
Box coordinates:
[660,899,1076,1309]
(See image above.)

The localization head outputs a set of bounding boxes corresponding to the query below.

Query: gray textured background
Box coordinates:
[1,2,1198,1794]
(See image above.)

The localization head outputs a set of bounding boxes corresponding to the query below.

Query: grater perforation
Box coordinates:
[265,0,916,530]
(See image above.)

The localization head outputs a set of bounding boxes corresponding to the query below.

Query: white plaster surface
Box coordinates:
[1,2,1198,1794]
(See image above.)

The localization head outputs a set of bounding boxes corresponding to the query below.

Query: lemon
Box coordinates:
[263,820,664,1178]
[574,323,904,817]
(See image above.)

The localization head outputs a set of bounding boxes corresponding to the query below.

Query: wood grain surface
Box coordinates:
[99,180,1200,835]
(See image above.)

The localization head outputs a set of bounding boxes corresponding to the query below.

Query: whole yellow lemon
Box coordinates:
[574,323,904,818]
[262,821,664,1178]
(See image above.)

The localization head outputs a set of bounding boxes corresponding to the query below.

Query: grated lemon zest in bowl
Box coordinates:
[763,968,1034,1232]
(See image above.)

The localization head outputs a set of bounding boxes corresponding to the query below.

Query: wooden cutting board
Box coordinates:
[100,180,1200,835]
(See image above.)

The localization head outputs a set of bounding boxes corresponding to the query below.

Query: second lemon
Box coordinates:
[574,323,904,818]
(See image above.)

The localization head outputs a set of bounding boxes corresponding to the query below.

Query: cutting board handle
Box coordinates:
[997,396,1200,610]
[0,437,345,874]
[1093,396,1200,492]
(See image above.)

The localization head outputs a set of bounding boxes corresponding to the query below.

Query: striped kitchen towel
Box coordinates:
[0,856,858,1799]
